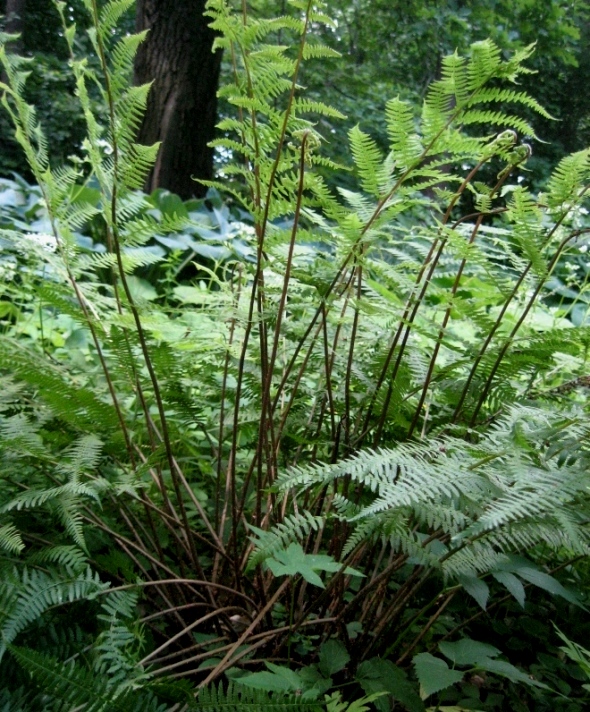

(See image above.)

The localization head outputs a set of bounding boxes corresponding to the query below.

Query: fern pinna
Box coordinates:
[0,0,589,705]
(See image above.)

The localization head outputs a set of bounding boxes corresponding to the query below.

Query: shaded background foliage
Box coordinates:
[1,1,590,710]
[0,0,104,174]
[2,0,590,189]
[297,0,590,183]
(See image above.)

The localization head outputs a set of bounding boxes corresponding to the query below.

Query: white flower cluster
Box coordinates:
[0,259,17,281]
[96,139,114,155]
[236,222,256,237]
[23,232,58,253]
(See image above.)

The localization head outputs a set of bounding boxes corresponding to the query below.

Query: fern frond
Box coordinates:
[196,682,322,712]
[544,149,590,210]
[118,142,161,191]
[79,247,163,272]
[115,84,154,146]
[301,42,340,61]
[278,406,590,581]
[467,88,553,119]
[0,525,24,556]
[26,545,88,574]
[248,511,325,569]
[0,413,45,458]
[385,98,423,170]
[0,340,119,431]
[349,126,386,198]
[54,494,89,550]
[1,482,104,512]
[468,40,503,90]
[96,0,136,42]
[0,567,108,660]
[110,31,150,92]
[292,98,346,120]
[9,646,167,712]
[461,109,536,138]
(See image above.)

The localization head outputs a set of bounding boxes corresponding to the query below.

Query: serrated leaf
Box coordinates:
[515,569,583,607]
[413,654,464,699]
[319,640,350,677]
[356,658,425,712]
[265,543,325,588]
[266,543,363,589]
[0,523,24,554]
[457,575,489,610]
[237,663,301,693]
[439,639,501,666]
[477,659,549,689]
[491,571,525,608]
[499,558,583,607]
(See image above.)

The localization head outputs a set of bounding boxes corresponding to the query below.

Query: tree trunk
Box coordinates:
[4,0,26,53]
[134,0,222,200]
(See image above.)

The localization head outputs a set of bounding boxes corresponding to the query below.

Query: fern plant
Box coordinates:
[0,0,589,707]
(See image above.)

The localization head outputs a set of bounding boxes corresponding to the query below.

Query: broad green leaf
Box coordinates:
[235,671,296,693]
[0,187,25,207]
[266,543,325,587]
[173,286,217,305]
[356,658,425,712]
[413,654,464,699]
[457,575,489,610]
[154,233,194,250]
[319,640,350,677]
[491,571,525,608]
[498,557,583,606]
[298,666,333,698]
[126,275,158,301]
[192,243,231,260]
[439,639,501,666]
[150,189,188,218]
[477,659,549,689]
[265,662,303,688]
[238,663,302,693]
[69,184,101,207]
[515,569,583,607]
[266,543,363,589]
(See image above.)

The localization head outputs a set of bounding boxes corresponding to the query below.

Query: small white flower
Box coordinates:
[237,222,256,237]
[24,232,58,253]
[96,139,114,155]
[0,260,17,281]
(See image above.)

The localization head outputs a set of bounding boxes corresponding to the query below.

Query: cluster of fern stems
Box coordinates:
[0,0,589,706]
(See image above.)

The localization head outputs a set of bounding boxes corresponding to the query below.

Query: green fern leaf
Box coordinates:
[0,525,24,556]
[0,567,107,660]
[196,682,322,712]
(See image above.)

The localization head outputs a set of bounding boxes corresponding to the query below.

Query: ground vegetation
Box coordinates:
[0,1,590,710]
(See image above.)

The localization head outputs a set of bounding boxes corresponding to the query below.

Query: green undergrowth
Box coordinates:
[1,0,590,710]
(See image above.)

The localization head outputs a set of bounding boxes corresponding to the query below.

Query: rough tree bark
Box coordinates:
[134,0,222,199]
[3,0,26,53]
